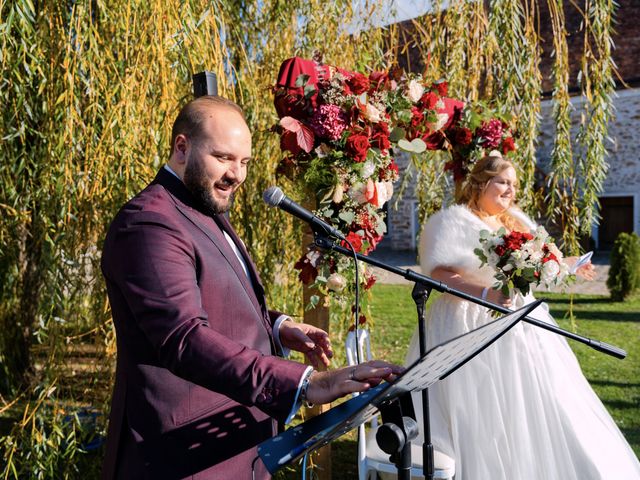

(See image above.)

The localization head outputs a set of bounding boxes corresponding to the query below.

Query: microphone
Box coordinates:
[263,186,346,240]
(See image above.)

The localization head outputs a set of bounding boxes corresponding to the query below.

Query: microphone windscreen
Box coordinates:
[263,186,284,207]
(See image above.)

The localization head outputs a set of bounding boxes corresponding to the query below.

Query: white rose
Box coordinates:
[407,79,425,103]
[327,273,347,292]
[362,160,375,179]
[349,182,368,204]
[364,103,383,123]
[434,112,449,131]
[332,183,344,204]
[307,250,322,267]
[383,181,394,200]
[541,260,560,284]
[373,181,392,207]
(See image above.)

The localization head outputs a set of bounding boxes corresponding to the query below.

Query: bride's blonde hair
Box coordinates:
[456,151,527,232]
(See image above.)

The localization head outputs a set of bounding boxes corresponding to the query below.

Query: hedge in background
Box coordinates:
[607,232,640,301]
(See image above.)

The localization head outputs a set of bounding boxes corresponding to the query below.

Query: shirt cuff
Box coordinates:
[273,314,291,357]
[285,366,314,424]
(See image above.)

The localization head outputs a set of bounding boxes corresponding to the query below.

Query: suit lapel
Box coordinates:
[214,214,266,299]
[153,169,271,334]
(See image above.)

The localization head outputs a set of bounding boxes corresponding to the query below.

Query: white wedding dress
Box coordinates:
[406,205,640,480]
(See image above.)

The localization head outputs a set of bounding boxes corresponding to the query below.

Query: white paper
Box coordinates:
[570,251,593,274]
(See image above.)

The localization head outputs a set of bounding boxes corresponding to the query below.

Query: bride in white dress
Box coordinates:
[405,152,640,479]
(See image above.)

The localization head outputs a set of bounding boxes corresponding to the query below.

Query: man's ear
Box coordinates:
[173,134,188,163]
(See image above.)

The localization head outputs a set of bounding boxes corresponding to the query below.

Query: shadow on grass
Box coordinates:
[548,309,640,323]
[590,380,640,388]
[538,296,612,305]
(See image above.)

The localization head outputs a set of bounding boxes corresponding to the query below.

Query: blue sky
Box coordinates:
[349,0,451,31]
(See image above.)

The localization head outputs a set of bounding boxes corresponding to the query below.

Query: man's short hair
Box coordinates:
[170,96,245,154]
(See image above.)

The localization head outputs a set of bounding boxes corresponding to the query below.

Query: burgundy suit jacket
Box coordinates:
[100,168,307,479]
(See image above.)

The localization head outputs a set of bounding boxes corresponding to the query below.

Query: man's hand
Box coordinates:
[279,320,333,368]
[305,360,405,405]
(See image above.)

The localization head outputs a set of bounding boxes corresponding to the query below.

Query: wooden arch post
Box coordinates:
[301,202,332,479]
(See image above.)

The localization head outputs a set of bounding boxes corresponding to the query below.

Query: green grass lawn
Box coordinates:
[277,286,640,479]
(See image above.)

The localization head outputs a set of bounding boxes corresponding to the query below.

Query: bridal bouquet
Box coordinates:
[475,227,574,297]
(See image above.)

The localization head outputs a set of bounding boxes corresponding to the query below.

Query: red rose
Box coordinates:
[347,73,370,95]
[346,133,370,163]
[419,91,439,110]
[372,129,391,151]
[502,136,516,154]
[434,81,448,97]
[343,231,363,253]
[452,127,472,146]
[294,255,319,284]
[423,131,445,150]
[363,232,384,254]
[410,106,425,128]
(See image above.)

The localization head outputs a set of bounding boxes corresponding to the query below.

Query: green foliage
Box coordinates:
[607,232,640,301]
[0,385,105,479]
[0,0,622,477]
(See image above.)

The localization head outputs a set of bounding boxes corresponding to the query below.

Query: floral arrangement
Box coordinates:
[475,226,574,298]
[444,102,518,182]
[271,57,517,313]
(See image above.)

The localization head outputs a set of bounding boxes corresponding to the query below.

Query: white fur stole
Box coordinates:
[418,205,536,286]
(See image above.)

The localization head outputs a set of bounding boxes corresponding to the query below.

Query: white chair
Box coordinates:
[346,329,456,480]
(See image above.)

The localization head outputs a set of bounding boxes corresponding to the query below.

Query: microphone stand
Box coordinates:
[312,233,627,480]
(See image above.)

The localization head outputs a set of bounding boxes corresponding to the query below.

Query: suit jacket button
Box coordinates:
[257,393,266,403]
[265,393,273,403]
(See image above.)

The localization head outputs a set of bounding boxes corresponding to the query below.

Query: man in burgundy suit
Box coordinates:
[101,95,400,479]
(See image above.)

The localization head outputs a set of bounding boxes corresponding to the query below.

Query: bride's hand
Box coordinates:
[576,261,596,280]
[565,256,597,281]
[487,288,512,308]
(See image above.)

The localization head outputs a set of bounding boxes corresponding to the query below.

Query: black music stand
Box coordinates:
[257,300,543,477]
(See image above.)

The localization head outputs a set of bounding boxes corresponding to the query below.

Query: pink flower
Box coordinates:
[310,104,348,141]
[476,118,504,149]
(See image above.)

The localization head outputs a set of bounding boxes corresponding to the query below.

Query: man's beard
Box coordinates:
[183,157,235,215]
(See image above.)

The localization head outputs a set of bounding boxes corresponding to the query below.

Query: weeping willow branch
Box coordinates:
[545,0,581,253]
[576,0,616,242]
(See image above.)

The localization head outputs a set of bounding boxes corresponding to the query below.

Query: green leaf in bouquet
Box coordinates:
[306,294,320,310]
[295,74,310,87]
[496,227,507,236]
[396,109,412,123]
[303,84,317,99]
[474,248,487,264]
[398,138,427,154]
[479,229,490,239]
[375,221,387,235]
[316,276,327,283]
[338,210,355,224]
[389,127,406,142]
